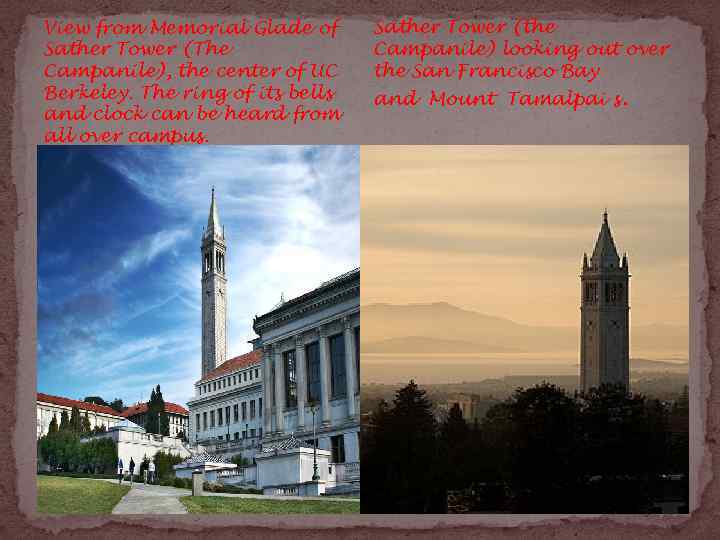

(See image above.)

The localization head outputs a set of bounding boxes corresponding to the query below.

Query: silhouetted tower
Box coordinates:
[580,210,630,392]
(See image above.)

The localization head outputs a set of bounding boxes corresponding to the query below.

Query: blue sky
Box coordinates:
[38,145,359,407]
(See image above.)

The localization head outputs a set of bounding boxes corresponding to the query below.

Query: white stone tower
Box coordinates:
[580,210,630,392]
[201,188,227,377]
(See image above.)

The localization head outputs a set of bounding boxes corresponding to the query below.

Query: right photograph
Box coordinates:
[360,146,689,514]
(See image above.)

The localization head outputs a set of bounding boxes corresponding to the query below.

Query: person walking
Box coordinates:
[129,458,135,486]
[117,458,124,485]
[148,459,156,485]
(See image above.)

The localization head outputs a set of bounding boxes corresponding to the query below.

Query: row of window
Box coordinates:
[217,428,261,442]
[280,326,360,408]
[199,367,260,395]
[196,398,262,432]
[128,414,187,426]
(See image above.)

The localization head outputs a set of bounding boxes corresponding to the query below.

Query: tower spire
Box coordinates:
[591,208,620,269]
[206,187,222,237]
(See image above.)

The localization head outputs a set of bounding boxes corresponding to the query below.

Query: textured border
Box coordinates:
[1,1,717,537]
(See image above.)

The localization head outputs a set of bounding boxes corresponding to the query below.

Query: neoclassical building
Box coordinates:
[580,211,630,392]
[187,349,264,457]
[187,191,360,477]
[255,268,360,466]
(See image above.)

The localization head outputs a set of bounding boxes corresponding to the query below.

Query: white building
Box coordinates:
[187,192,360,492]
[36,393,124,439]
[121,401,190,439]
[187,350,264,458]
[255,269,360,469]
[84,419,191,472]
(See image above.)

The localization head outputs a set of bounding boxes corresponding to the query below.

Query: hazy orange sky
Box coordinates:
[361,146,688,329]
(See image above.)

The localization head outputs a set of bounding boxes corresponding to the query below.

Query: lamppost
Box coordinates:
[310,401,320,481]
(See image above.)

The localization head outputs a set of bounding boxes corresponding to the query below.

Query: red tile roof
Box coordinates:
[199,349,262,383]
[121,401,189,417]
[36,392,124,418]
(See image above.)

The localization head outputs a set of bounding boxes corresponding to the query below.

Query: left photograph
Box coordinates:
[36,145,360,515]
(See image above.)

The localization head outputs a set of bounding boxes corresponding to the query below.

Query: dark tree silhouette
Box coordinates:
[362,380,688,513]
[361,380,447,513]
[439,403,471,491]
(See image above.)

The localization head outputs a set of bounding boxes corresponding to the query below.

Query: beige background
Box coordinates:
[13,12,706,531]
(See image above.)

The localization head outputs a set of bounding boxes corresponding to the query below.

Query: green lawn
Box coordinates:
[180,496,360,514]
[37,475,130,515]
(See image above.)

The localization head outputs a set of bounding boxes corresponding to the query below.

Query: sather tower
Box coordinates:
[201,188,227,377]
[580,210,630,392]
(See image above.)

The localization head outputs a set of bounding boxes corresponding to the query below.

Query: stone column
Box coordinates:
[274,345,285,434]
[295,335,306,430]
[319,327,331,425]
[343,317,357,419]
[263,345,273,435]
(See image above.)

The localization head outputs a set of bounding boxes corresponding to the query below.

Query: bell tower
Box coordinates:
[580,210,630,392]
[201,188,227,377]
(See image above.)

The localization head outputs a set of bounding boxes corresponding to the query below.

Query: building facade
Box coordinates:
[187,350,264,458]
[188,192,360,483]
[82,420,191,472]
[254,268,360,467]
[36,393,124,439]
[580,211,630,392]
[121,401,190,439]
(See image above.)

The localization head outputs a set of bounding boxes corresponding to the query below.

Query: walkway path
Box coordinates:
[82,478,358,513]
[110,481,190,514]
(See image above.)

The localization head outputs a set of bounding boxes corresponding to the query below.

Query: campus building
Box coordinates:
[36,392,124,439]
[187,191,360,491]
[121,401,190,439]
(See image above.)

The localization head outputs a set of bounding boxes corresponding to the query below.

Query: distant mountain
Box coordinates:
[363,336,520,354]
[361,302,688,355]
[630,358,688,371]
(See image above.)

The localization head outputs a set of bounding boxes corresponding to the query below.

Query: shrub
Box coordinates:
[201,481,261,494]
[173,477,192,489]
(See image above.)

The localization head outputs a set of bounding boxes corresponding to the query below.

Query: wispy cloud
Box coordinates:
[39,146,359,406]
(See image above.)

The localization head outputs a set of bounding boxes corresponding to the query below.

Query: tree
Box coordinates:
[69,406,81,433]
[48,414,58,435]
[82,411,92,433]
[109,398,125,413]
[153,450,184,480]
[484,383,582,512]
[361,380,446,513]
[83,396,108,407]
[144,385,170,436]
[439,403,470,490]
[59,410,70,431]
[230,454,249,467]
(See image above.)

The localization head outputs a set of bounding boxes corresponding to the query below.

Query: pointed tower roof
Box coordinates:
[205,187,222,238]
[590,210,620,269]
